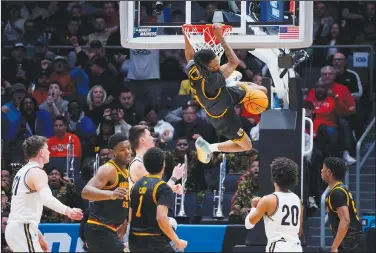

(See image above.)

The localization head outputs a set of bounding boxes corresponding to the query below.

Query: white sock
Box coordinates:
[209,143,220,153]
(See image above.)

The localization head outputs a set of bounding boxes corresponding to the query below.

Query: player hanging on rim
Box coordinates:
[183,23,267,164]
[5,135,83,252]
[245,157,304,252]
[81,133,132,252]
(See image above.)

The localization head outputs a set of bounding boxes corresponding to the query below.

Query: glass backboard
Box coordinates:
[120,1,313,49]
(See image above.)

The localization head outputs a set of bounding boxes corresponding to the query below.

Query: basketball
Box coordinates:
[243,90,269,114]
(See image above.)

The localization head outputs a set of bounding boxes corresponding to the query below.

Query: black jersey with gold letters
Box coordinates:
[185,60,246,118]
[326,182,363,239]
[88,160,129,227]
[130,175,174,236]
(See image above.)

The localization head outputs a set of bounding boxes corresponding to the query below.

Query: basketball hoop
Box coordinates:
[182,24,232,61]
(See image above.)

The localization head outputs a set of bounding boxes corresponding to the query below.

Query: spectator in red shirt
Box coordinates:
[307,82,340,158]
[47,115,84,188]
[306,66,356,164]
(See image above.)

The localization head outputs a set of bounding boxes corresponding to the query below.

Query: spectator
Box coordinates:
[165,100,208,124]
[69,4,91,33]
[1,169,12,197]
[40,1,66,41]
[48,115,82,160]
[228,150,259,224]
[67,100,96,139]
[32,70,51,105]
[95,118,115,148]
[72,38,117,103]
[313,2,334,41]
[84,85,108,126]
[51,17,87,46]
[107,105,132,138]
[306,66,356,164]
[306,81,340,157]
[39,82,69,117]
[1,190,10,213]
[21,19,40,46]
[118,88,145,125]
[164,137,208,195]
[50,56,76,97]
[339,1,366,43]
[313,23,350,66]
[41,167,83,223]
[87,15,113,46]
[2,43,33,85]
[3,5,26,44]
[98,146,113,166]
[332,52,365,139]
[7,95,53,142]
[144,106,174,142]
[173,104,215,142]
[357,3,376,49]
[1,83,26,124]
[103,1,120,28]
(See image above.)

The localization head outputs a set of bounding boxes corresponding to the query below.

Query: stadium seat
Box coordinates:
[201,192,234,218]
[224,173,242,192]
[204,167,220,190]
[172,192,199,223]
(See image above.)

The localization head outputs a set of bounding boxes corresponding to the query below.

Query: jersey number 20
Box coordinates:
[281,204,299,226]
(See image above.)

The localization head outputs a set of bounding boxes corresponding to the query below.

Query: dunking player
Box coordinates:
[81,133,132,252]
[245,157,304,252]
[5,135,83,252]
[129,147,187,252]
[183,23,267,163]
[321,157,365,252]
[128,125,185,192]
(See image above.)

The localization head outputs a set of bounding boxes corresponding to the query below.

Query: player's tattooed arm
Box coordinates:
[212,23,239,79]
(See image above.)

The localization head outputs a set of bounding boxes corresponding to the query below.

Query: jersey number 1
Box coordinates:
[136,195,144,217]
[281,204,299,226]
[12,176,21,196]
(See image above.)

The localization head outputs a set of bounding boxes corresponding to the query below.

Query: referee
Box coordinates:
[321,157,365,252]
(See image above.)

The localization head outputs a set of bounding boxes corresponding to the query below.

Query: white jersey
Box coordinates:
[128,156,143,190]
[7,162,44,226]
[264,191,302,244]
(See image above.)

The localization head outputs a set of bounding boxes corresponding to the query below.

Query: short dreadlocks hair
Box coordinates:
[323,157,348,181]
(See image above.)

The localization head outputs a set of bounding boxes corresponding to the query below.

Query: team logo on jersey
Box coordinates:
[237,128,244,137]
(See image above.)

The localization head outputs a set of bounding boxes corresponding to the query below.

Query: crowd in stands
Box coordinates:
[1,1,375,250]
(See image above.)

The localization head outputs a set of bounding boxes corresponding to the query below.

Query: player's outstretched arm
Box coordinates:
[183,30,195,62]
[28,168,83,220]
[81,164,127,201]
[157,205,187,251]
[245,196,269,229]
[212,24,240,79]
[167,163,185,192]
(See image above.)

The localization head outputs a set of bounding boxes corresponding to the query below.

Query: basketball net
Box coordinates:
[182,24,232,61]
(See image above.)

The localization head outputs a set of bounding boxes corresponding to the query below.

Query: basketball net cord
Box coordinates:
[182,24,232,61]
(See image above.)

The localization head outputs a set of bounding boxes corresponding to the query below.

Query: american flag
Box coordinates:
[279,26,300,39]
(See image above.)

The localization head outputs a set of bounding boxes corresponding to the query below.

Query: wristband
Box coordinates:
[170,177,178,183]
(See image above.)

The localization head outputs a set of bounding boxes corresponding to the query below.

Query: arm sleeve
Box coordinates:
[157,183,174,210]
[330,188,349,210]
